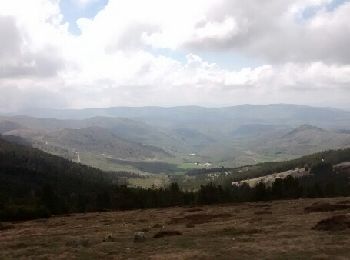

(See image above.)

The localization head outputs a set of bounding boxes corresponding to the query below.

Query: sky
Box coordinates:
[0,0,350,112]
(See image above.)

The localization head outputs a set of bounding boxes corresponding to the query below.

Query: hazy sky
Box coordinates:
[0,0,349,111]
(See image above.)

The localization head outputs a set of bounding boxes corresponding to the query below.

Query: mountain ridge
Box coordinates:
[1,104,350,173]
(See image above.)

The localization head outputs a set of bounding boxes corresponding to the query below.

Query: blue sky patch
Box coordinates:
[302,0,349,20]
[60,0,108,35]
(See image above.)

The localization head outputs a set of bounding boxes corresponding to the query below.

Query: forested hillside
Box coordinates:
[0,137,115,220]
[1,136,350,222]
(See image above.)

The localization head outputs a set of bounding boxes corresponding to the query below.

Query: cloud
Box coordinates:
[0,16,21,59]
[0,1,67,79]
[124,0,350,64]
[0,15,64,78]
[0,0,349,112]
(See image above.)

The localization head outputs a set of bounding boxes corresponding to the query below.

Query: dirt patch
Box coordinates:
[184,208,204,213]
[153,230,182,238]
[305,202,350,213]
[185,223,195,228]
[252,204,271,208]
[313,214,350,231]
[336,200,350,204]
[152,224,163,228]
[218,227,262,236]
[168,213,232,225]
[254,210,273,215]
[65,238,91,248]
[248,217,263,223]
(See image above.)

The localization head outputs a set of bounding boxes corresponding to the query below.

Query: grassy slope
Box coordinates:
[1,197,350,259]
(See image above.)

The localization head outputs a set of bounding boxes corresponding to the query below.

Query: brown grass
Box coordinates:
[336,200,350,204]
[183,207,204,213]
[251,203,271,208]
[217,226,262,236]
[0,197,350,259]
[305,202,350,213]
[168,213,232,225]
[254,210,273,215]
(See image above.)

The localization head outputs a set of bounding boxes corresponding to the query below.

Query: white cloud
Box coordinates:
[0,0,349,112]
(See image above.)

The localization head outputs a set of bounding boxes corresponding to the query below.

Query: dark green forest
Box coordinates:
[0,137,349,221]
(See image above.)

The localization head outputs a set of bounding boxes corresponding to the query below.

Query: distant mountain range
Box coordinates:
[1,104,350,173]
[7,104,350,128]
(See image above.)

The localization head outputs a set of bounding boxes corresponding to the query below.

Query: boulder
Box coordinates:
[134,232,146,242]
[103,233,115,242]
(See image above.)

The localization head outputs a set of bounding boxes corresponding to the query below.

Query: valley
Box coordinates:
[1,1,350,258]
[1,105,350,259]
[1,104,350,188]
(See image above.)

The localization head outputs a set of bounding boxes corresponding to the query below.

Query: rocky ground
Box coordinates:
[1,197,350,259]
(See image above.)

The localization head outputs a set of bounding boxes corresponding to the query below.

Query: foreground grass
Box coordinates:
[1,197,350,259]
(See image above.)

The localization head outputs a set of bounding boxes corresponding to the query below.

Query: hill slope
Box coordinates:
[2,198,349,259]
[2,104,350,171]
[249,124,350,158]
[0,137,117,220]
[43,127,171,160]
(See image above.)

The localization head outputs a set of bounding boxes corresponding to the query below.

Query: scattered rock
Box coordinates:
[134,232,146,242]
[305,202,350,213]
[153,230,182,238]
[65,238,90,248]
[103,233,115,242]
[313,214,350,231]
